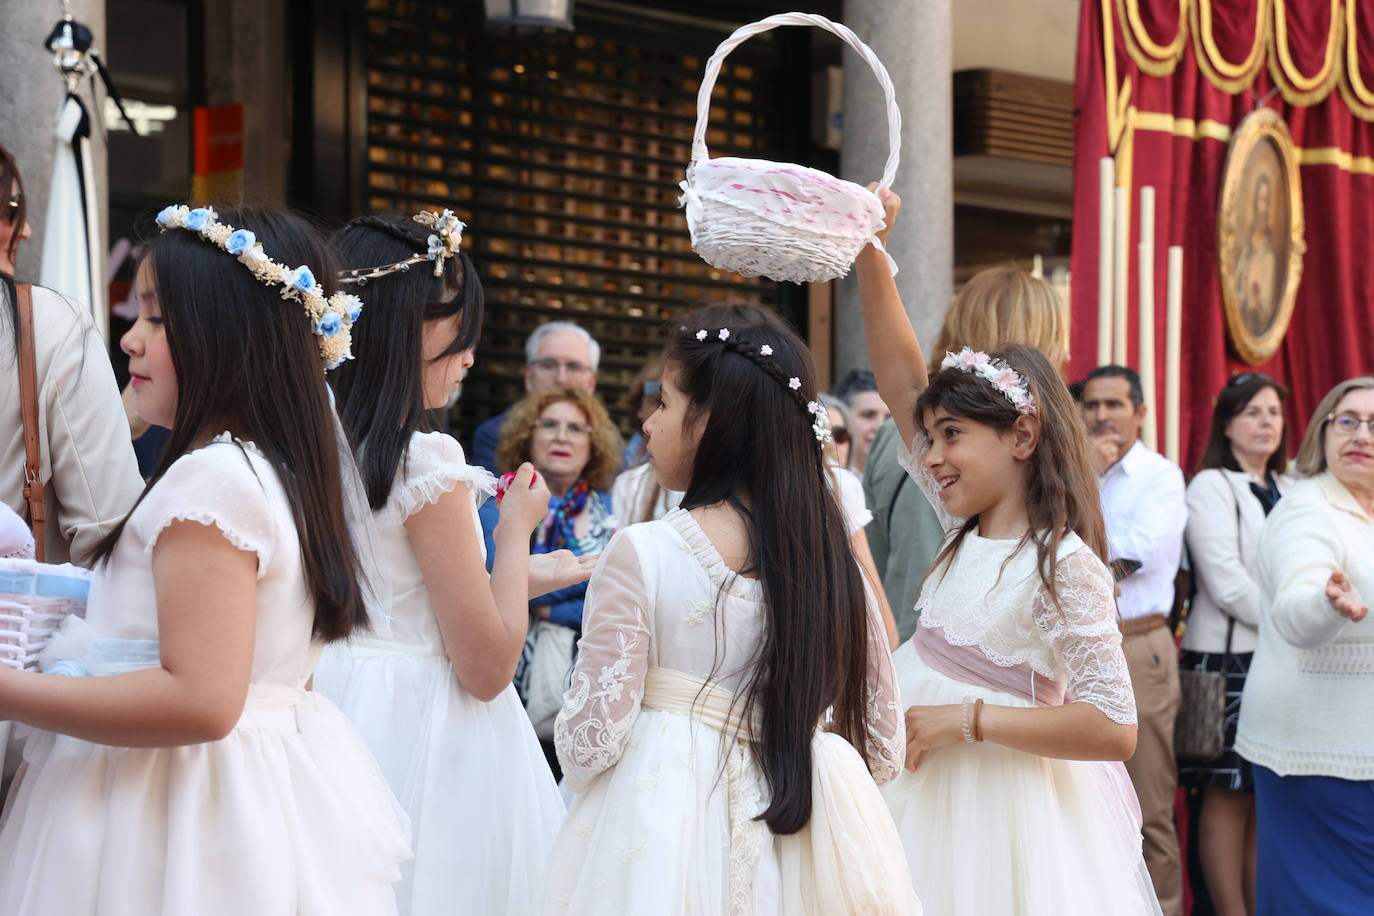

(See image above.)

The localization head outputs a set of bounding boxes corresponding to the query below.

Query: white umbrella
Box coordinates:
[38,4,137,345]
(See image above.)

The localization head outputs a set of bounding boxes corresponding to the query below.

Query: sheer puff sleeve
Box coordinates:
[131,437,275,578]
[1033,546,1138,725]
[860,579,906,784]
[384,431,496,526]
[554,529,652,793]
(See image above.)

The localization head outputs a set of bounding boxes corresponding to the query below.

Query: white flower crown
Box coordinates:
[939,347,1037,415]
[338,209,466,286]
[155,205,363,370]
[689,327,831,445]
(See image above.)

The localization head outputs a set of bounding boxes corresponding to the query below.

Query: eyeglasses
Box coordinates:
[1228,372,1276,388]
[529,357,594,378]
[1326,412,1374,438]
[831,426,850,446]
[5,192,19,224]
[535,417,593,439]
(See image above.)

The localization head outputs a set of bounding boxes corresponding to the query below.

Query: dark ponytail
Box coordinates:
[666,303,873,835]
[329,213,484,509]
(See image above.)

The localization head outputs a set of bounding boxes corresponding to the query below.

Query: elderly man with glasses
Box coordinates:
[469,321,600,473]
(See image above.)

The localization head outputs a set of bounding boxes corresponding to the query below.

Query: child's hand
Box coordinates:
[903,703,962,771]
[1326,569,1368,622]
[496,463,551,536]
[867,183,901,247]
[529,550,599,597]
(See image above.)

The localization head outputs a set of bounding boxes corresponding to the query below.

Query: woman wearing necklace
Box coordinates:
[1180,372,1292,915]
[482,386,621,778]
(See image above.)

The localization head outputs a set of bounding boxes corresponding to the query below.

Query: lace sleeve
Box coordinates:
[895,433,963,533]
[1033,547,1137,725]
[861,580,906,784]
[553,530,652,793]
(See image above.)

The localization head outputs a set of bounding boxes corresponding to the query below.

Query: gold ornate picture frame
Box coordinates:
[1218,108,1306,366]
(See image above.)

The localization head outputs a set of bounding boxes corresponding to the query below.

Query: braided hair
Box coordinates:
[329,212,485,509]
[663,303,873,836]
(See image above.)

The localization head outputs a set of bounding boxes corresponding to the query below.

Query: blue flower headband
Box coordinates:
[155,205,363,370]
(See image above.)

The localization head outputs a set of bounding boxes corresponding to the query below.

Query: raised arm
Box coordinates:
[554,530,652,793]
[855,188,927,452]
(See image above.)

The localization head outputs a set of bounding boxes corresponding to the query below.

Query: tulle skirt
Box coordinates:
[539,706,784,914]
[0,690,410,916]
[314,647,564,916]
[882,640,1161,915]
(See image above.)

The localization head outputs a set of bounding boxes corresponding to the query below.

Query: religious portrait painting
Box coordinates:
[1218,108,1306,365]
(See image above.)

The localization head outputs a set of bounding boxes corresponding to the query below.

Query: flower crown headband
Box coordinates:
[686,327,833,445]
[337,209,465,286]
[939,347,1037,415]
[155,205,362,370]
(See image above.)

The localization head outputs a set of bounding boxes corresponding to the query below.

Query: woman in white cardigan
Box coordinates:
[1182,373,1291,916]
[1237,377,1374,915]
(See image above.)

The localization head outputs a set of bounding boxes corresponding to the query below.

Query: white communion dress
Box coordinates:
[0,435,410,916]
[881,438,1161,915]
[313,432,565,916]
[538,508,921,915]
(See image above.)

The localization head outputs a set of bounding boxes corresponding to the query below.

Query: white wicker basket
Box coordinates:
[0,558,91,671]
[679,12,901,284]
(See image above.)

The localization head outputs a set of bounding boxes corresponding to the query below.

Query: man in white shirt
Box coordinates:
[1081,365,1186,916]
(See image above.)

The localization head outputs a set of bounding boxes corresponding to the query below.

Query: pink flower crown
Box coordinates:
[939,348,1037,415]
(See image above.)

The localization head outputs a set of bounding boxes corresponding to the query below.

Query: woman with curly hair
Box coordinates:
[481,386,621,776]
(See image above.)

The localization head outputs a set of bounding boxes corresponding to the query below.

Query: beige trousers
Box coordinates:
[1123,623,1183,916]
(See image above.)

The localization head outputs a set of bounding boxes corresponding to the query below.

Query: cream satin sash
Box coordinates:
[641,666,922,916]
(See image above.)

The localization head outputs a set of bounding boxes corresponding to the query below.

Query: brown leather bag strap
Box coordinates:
[16,283,45,561]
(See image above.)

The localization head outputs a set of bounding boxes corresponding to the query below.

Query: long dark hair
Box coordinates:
[91,206,370,642]
[1,143,29,354]
[1198,373,1289,476]
[917,345,1108,610]
[664,303,871,836]
[329,213,483,510]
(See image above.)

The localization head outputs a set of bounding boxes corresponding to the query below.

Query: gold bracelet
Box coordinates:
[973,698,985,742]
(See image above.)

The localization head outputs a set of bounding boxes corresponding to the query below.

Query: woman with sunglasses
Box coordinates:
[482,386,621,777]
[1235,377,1374,915]
[0,143,142,569]
[1180,372,1292,915]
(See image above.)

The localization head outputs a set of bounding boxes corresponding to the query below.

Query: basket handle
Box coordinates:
[691,12,902,191]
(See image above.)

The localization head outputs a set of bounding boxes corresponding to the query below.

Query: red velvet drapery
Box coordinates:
[1072,0,1374,474]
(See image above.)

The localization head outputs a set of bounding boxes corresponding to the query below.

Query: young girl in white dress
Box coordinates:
[538,303,920,915]
[0,205,410,914]
[856,190,1160,914]
[312,212,576,915]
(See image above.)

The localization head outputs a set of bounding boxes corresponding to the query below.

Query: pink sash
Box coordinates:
[914,621,1066,707]
[912,620,1144,831]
